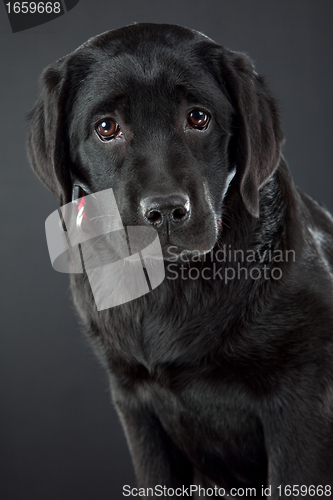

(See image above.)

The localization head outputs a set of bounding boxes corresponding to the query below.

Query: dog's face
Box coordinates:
[68,26,235,258]
[28,23,284,259]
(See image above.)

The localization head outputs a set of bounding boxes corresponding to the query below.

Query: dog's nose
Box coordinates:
[140,193,191,228]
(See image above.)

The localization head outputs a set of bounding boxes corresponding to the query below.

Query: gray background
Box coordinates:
[1,1,332,499]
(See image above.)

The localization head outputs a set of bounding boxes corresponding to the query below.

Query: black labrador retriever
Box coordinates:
[27,23,333,499]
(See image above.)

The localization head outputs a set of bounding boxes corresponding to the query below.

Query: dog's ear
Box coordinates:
[27,58,72,205]
[222,50,284,217]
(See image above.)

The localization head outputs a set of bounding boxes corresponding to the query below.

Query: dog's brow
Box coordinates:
[175,85,211,105]
[87,95,128,117]
[174,82,227,111]
[74,94,129,137]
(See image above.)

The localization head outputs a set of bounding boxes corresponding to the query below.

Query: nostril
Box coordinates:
[171,206,188,221]
[146,209,163,225]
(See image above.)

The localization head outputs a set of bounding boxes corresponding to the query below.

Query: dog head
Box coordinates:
[28,23,284,259]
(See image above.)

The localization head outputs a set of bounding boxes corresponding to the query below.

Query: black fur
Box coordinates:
[27,23,333,499]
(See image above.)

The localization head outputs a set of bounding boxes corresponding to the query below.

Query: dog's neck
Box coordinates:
[219,157,303,263]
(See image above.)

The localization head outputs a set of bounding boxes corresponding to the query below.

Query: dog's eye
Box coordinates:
[95,118,120,140]
[187,110,210,130]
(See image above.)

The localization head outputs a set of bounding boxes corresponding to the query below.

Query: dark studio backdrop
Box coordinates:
[1,1,332,499]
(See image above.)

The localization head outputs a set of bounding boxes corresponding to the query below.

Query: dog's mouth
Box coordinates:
[71,184,220,263]
[158,215,220,262]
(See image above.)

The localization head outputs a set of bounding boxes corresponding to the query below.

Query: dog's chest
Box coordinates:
[137,372,267,487]
[106,313,268,486]
[98,285,271,485]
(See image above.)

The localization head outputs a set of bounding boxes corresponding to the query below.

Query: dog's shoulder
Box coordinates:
[297,188,333,270]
